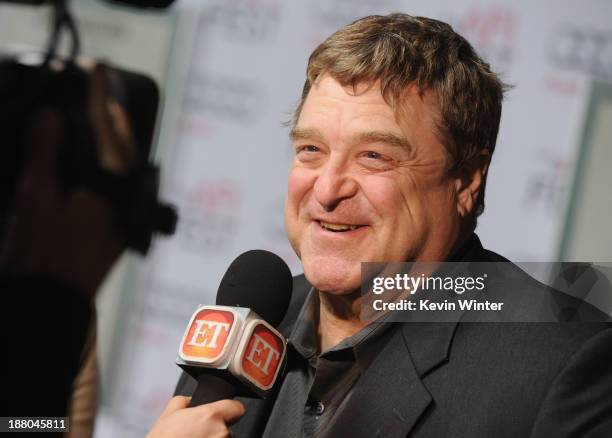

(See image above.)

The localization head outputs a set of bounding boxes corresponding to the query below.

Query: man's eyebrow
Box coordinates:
[289,128,413,152]
[352,131,413,151]
[289,127,324,142]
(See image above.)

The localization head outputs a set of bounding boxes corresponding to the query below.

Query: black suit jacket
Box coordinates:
[175,238,612,437]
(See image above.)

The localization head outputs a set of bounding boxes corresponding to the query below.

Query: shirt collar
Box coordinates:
[288,288,395,369]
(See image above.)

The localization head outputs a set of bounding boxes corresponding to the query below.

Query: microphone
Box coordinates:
[176,250,293,407]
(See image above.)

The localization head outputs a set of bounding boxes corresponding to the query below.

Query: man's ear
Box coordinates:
[454,149,490,217]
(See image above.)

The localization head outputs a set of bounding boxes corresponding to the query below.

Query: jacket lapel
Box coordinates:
[325,319,459,438]
[323,237,486,437]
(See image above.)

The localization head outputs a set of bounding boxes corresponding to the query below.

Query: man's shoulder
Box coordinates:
[479,247,611,324]
[458,244,612,362]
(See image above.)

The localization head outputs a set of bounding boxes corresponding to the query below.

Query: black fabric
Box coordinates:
[174,235,612,437]
[0,273,92,435]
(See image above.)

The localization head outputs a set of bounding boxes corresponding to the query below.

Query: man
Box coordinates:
[161,13,612,437]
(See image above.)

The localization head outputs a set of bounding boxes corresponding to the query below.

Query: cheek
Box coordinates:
[360,175,414,224]
[285,167,318,257]
[411,177,457,229]
[361,172,452,230]
[286,166,313,209]
[285,167,314,239]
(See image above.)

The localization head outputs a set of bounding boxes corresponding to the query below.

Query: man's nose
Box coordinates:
[313,158,358,212]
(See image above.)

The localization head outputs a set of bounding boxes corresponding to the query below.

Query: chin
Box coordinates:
[302,254,362,294]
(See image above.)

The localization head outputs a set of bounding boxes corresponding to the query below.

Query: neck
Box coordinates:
[314,233,476,352]
[317,289,368,352]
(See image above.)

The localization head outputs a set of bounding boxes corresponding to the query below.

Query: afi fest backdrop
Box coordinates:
[1,1,611,436]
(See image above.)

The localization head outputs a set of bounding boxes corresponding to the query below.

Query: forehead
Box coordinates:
[296,75,441,144]
[297,76,397,130]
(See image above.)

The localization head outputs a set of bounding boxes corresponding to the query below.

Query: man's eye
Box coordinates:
[294,145,323,163]
[358,150,394,170]
[298,145,319,153]
[361,151,391,161]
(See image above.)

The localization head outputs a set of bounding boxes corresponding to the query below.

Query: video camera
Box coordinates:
[0,0,177,253]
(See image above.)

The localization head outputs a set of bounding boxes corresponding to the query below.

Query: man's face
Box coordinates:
[284,75,461,294]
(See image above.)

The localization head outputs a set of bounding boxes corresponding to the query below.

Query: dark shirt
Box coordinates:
[262,289,395,438]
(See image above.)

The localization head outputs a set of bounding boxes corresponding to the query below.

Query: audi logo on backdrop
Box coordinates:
[548,26,612,78]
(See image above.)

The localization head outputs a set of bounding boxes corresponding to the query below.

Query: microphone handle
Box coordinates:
[188,373,238,407]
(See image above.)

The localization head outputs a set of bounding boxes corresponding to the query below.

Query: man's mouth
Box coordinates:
[318,220,365,232]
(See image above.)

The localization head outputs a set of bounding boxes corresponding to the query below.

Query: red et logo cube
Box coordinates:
[239,322,285,390]
[179,307,237,365]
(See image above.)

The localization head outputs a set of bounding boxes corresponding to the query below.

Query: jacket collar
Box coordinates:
[324,323,434,437]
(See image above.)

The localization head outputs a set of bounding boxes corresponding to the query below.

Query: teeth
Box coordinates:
[320,221,358,231]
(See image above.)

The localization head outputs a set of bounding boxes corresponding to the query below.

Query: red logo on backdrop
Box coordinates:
[181,309,235,363]
[241,323,284,390]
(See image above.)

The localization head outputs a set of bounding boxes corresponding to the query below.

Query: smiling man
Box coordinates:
[287,80,460,293]
[284,75,479,353]
[167,13,612,438]
[281,13,499,361]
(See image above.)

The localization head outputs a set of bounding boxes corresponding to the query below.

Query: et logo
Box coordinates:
[178,305,287,395]
[239,323,284,390]
[180,308,237,364]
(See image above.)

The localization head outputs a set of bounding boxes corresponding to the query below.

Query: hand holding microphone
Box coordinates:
[146,396,245,438]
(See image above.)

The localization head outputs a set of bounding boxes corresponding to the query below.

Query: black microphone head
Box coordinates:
[216,250,293,327]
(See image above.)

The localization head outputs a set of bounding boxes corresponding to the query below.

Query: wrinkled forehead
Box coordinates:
[297,75,444,145]
[295,76,401,137]
[298,74,442,126]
